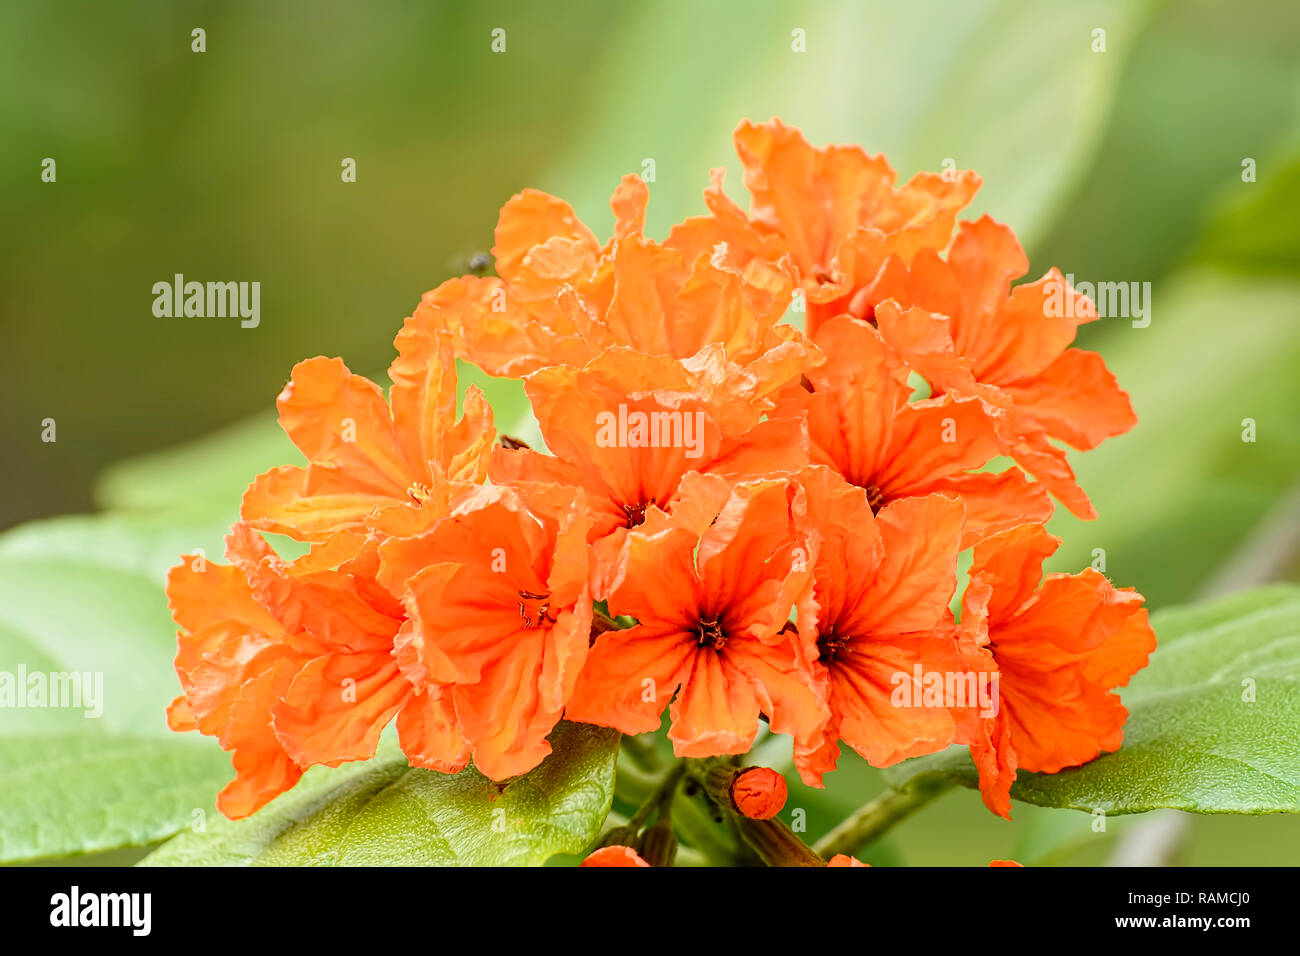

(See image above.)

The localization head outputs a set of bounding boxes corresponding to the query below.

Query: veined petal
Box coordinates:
[566,622,697,735]
[272,651,408,767]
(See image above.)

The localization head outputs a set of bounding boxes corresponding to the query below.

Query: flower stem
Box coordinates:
[813,772,954,859]
[628,762,685,831]
[619,732,664,773]
[735,815,825,867]
[673,778,744,864]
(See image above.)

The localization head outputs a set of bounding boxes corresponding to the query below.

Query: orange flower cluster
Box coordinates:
[168,119,1155,821]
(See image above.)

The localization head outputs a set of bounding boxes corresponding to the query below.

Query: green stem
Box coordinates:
[672,784,742,865]
[628,762,685,831]
[735,815,825,867]
[613,757,659,806]
[619,733,663,773]
[813,773,954,859]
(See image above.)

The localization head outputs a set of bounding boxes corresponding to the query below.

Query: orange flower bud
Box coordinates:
[730,766,788,820]
[581,845,651,867]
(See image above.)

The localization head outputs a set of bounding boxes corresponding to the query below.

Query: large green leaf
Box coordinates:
[884,585,1300,814]
[143,722,620,866]
[0,506,237,585]
[1034,1,1300,284]
[0,735,229,863]
[0,519,234,862]
[1193,140,1300,277]
[1044,270,1300,607]
[543,0,1153,249]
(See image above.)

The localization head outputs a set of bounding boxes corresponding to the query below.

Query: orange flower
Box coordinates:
[989,859,1025,867]
[565,474,828,757]
[241,315,495,542]
[167,525,466,819]
[491,347,808,594]
[793,466,968,786]
[669,118,980,334]
[377,483,593,780]
[773,314,1052,548]
[581,845,651,867]
[424,177,646,378]
[826,855,870,867]
[870,217,1137,518]
[422,175,819,398]
[165,117,1151,849]
[166,552,308,819]
[954,523,1156,818]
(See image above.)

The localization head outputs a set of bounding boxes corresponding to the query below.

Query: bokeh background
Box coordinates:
[2,0,1297,865]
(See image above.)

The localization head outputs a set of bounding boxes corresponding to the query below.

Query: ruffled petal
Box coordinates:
[276,357,411,494]
[272,651,408,767]
[1000,348,1137,451]
[565,622,696,735]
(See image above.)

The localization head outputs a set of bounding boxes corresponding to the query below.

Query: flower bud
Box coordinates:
[581,845,651,867]
[702,764,788,819]
[730,766,787,819]
[638,822,678,868]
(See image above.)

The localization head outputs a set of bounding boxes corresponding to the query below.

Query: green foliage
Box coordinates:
[143,723,619,867]
[1045,271,1300,607]
[1194,145,1300,276]
[546,0,1153,248]
[0,735,229,863]
[0,522,235,862]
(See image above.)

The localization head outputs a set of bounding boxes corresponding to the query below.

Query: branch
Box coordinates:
[813,773,954,859]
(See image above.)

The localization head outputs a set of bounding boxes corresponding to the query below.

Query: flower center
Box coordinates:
[817,632,852,665]
[517,589,554,630]
[407,481,433,504]
[695,618,727,651]
[858,482,885,513]
[622,501,648,527]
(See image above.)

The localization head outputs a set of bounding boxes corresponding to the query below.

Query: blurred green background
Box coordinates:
[2,0,1298,865]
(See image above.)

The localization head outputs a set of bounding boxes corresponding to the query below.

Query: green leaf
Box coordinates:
[0,736,229,863]
[96,413,296,514]
[1045,270,1300,607]
[0,518,234,862]
[884,585,1300,814]
[1192,139,1300,277]
[543,0,1154,250]
[0,506,238,585]
[142,722,620,866]
[0,553,189,735]
[2,357,543,863]
[1034,6,1300,285]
